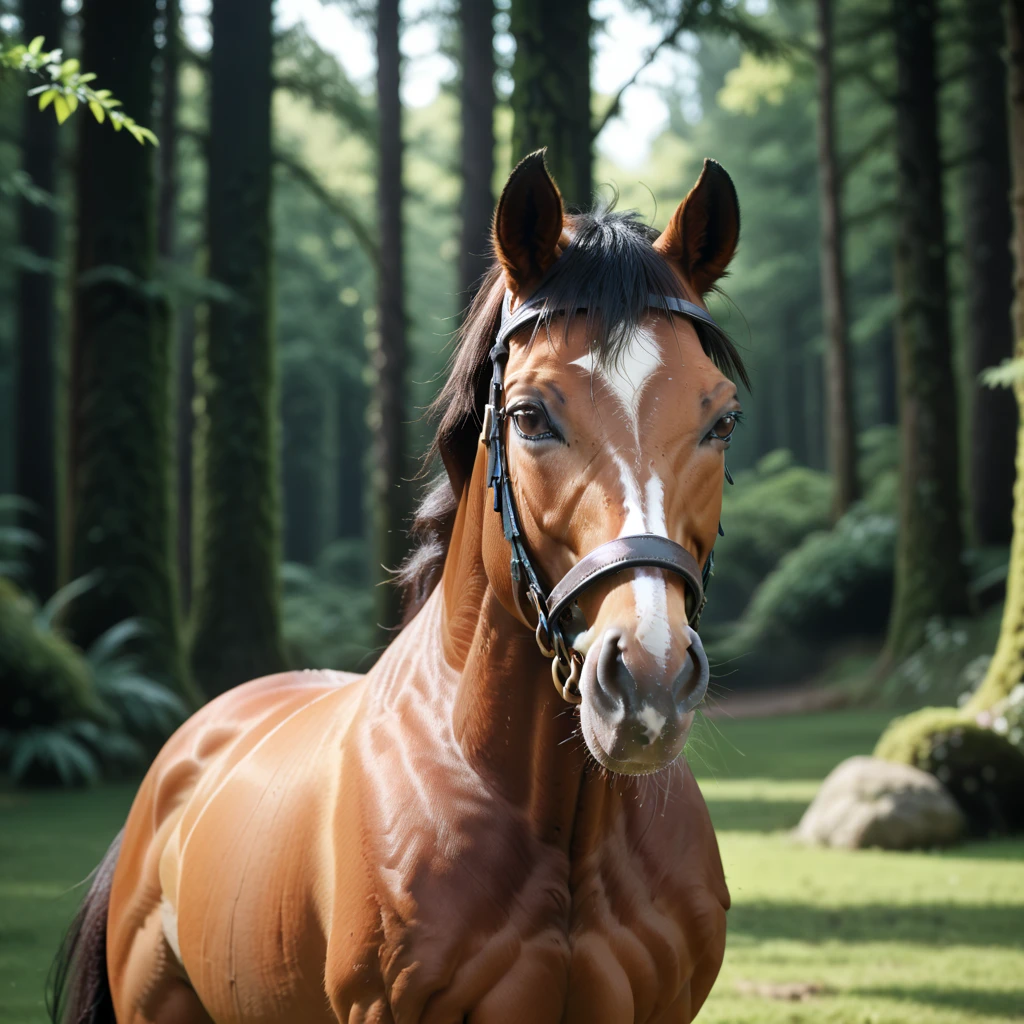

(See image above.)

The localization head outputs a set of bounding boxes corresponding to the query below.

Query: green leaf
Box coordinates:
[65,93,79,115]
[980,357,1024,389]
[53,94,71,125]
[77,72,97,84]
[89,100,105,123]
[136,126,159,146]
[28,36,45,56]
[38,89,57,112]
[59,58,80,78]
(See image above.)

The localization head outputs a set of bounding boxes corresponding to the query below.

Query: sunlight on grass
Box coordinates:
[1,715,1022,1023]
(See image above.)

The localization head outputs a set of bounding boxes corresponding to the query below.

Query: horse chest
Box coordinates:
[340,803,713,1024]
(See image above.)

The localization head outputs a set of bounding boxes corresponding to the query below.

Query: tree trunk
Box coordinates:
[191,0,287,695]
[963,0,1016,546]
[373,0,410,635]
[67,0,188,695]
[969,0,1024,712]
[816,0,860,519]
[14,0,62,600]
[509,0,592,210]
[156,0,195,613]
[458,0,496,304]
[884,0,971,664]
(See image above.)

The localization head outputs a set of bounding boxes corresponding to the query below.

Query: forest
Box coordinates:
[3,1,1024,1021]
[1,0,1023,799]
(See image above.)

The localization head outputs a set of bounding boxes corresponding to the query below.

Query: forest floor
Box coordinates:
[2,710,1022,1024]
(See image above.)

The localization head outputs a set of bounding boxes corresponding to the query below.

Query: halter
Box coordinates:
[481,290,723,703]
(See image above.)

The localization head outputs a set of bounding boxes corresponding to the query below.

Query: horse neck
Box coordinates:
[419,454,588,839]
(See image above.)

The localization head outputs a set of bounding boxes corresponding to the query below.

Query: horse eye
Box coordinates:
[709,414,737,442]
[511,405,553,440]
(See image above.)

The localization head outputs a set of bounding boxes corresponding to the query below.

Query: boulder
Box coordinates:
[795,755,965,850]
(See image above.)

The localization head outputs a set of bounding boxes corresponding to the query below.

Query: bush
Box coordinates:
[875,706,1024,835]
[0,577,101,730]
[706,449,832,624]
[709,505,896,683]
[0,576,187,787]
[282,538,376,672]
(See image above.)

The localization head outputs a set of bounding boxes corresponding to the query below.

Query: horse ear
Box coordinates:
[654,159,740,296]
[493,150,566,298]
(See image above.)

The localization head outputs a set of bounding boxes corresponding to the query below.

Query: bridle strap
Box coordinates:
[548,535,705,628]
[483,289,723,702]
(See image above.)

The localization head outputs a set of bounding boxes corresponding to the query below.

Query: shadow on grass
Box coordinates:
[854,986,1024,1018]
[704,799,809,832]
[729,901,1024,948]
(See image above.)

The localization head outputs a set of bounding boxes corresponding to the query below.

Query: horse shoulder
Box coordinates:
[110,670,364,1024]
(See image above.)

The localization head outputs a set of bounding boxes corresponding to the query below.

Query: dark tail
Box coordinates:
[47,829,123,1024]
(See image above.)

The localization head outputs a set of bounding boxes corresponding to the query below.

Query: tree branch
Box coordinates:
[273,149,379,266]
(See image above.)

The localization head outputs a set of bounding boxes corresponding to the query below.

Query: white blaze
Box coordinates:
[571,324,662,445]
[576,328,672,668]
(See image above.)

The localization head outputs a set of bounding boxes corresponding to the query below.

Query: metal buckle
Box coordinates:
[480,404,494,446]
[528,589,555,658]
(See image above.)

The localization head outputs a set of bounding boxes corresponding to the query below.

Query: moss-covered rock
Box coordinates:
[0,578,102,730]
[875,707,1024,835]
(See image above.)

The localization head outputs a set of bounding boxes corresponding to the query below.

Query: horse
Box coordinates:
[51,150,748,1024]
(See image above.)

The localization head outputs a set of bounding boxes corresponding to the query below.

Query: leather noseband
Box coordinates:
[482,290,722,703]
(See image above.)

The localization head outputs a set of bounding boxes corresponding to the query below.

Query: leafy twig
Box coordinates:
[0,35,158,145]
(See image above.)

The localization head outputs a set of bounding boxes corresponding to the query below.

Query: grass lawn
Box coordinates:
[1,709,1022,1022]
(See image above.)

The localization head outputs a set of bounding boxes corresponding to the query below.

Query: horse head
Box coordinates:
[429,151,745,777]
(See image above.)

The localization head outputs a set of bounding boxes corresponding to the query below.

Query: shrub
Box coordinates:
[0,577,101,730]
[282,538,376,672]
[707,449,832,623]
[875,706,1024,835]
[0,576,187,787]
[709,505,896,683]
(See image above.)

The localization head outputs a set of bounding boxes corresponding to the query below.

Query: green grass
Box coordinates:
[688,711,1024,1024]
[1,711,1022,1022]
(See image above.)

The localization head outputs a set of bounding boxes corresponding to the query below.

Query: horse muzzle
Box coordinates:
[578,624,709,775]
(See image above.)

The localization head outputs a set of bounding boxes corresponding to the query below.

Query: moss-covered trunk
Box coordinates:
[884,0,971,665]
[458,0,496,304]
[66,0,188,696]
[963,0,1017,547]
[509,0,592,210]
[190,0,287,695]
[815,0,859,520]
[373,0,410,635]
[968,0,1024,713]
[14,0,63,600]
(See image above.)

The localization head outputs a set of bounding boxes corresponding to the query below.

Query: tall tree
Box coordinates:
[968,0,1024,713]
[14,0,62,599]
[815,0,860,519]
[191,0,287,694]
[373,0,410,634]
[155,0,195,612]
[962,0,1016,546]
[66,0,187,692]
[509,0,592,209]
[884,0,970,664]
[458,0,496,302]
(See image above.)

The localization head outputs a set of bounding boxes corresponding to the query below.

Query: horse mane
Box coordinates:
[397,204,748,624]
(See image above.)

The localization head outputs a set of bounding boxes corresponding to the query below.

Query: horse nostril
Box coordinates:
[673,626,710,712]
[594,630,638,709]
